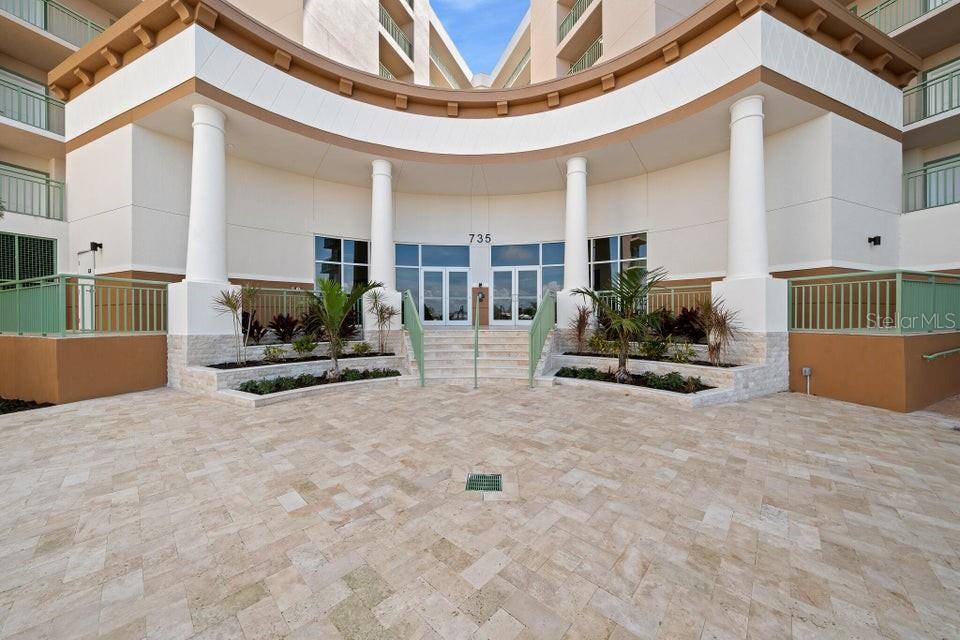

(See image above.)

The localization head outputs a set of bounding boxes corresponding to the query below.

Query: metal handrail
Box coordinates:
[0,0,104,47]
[558,0,596,42]
[0,164,65,220]
[527,291,556,387]
[473,292,480,388]
[0,74,65,134]
[923,346,960,360]
[505,48,531,88]
[379,4,413,60]
[403,290,425,386]
[903,68,960,126]
[429,49,460,89]
[568,36,602,75]
[904,157,960,212]
[860,0,951,33]
[378,63,395,80]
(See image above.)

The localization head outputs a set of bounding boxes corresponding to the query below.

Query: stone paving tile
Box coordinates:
[0,385,958,639]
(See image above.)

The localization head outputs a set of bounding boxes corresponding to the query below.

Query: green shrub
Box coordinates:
[263,346,287,363]
[237,368,400,395]
[670,340,695,364]
[587,333,616,355]
[640,337,669,360]
[351,341,372,356]
[291,336,318,357]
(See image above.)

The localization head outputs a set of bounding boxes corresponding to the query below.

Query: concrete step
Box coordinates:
[424,329,528,336]
[425,366,528,377]
[424,337,529,346]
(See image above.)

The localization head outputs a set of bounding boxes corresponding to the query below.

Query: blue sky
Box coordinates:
[431,0,529,75]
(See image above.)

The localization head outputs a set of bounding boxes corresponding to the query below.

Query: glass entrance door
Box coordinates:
[491,267,540,326]
[422,268,469,326]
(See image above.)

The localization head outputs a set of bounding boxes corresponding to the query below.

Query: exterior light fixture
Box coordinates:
[867,236,881,246]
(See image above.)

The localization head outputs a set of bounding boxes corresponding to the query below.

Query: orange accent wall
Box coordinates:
[0,335,167,405]
[789,332,960,412]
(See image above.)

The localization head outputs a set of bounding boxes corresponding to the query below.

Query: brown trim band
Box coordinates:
[64,66,901,160]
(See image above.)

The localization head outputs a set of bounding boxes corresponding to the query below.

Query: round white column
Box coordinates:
[185,104,228,284]
[370,159,396,290]
[563,157,589,291]
[726,95,769,280]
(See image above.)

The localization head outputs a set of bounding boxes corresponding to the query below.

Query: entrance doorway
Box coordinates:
[422,268,470,326]
[491,267,540,326]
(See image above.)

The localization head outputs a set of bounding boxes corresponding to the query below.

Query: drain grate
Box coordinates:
[465,473,502,492]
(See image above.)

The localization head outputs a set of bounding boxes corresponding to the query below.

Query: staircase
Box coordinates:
[417,329,529,385]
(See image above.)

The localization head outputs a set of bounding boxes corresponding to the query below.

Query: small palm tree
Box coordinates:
[698,297,739,366]
[241,284,261,355]
[212,288,244,365]
[573,267,667,382]
[304,278,382,379]
[367,289,399,354]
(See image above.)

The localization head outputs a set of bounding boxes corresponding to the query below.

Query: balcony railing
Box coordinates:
[903,68,960,125]
[379,62,395,80]
[860,0,952,33]
[594,285,713,315]
[379,4,413,60]
[429,49,460,89]
[568,36,603,75]
[0,164,64,220]
[788,270,960,333]
[904,157,960,212]
[505,48,531,88]
[0,74,65,135]
[0,0,104,48]
[0,274,169,336]
[558,0,597,42]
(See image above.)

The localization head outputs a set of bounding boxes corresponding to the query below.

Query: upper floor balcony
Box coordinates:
[0,0,103,49]
[379,3,413,61]
[904,155,959,213]
[558,0,597,43]
[568,36,602,75]
[859,0,960,57]
[0,163,65,221]
[904,66,959,126]
[0,69,65,135]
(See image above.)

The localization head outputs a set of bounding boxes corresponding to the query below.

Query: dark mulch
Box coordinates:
[210,352,396,370]
[237,369,401,395]
[1,397,53,415]
[555,366,713,394]
[562,352,736,368]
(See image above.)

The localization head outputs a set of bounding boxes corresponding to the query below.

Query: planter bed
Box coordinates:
[555,366,713,393]
[562,352,735,368]
[218,373,416,408]
[209,352,396,369]
[1,397,53,415]
[238,368,400,394]
[546,374,736,408]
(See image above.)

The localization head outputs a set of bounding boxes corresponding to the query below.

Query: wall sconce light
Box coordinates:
[867,235,881,247]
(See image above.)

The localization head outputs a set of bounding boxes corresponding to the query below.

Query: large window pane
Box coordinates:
[395,244,419,266]
[542,242,564,265]
[396,267,420,304]
[491,244,539,267]
[621,233,647,260]
[316,262,341,283]
[592,263,614,290]
[542,266,563,293]
[315,236,341,262]
[344,240,369,264]
[592,236,618,262]
[421,245,469,267]
[343,264,369,288]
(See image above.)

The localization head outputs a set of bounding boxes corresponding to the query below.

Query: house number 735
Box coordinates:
[469,233,492,244]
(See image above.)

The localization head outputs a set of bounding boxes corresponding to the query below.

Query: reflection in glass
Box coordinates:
[396,267,419,305]
[448,271,468,322]
[592,263,614,290]
[542,266,563,293]
[620,260,647,274]
[316,262,341,283]
[342,265,369,288]
[395,244,419,266]
[592,236,618,262]
[621,234,647,260]
[421,245,469,267]
[493,271,513,321]
[422,271,444,322]
[315,236,341,262]
[343,240,369,264]
[517,269,538,321]
[542,242,564,265]
[491,244,539,267]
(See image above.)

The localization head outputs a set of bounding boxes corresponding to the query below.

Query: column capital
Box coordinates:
[372,159,392,178]
[729,95,764,126]
[566,156,587,176]
[191,103,226,132]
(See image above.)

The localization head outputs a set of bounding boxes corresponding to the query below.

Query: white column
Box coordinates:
[369,159,396,291]
[185,104,228,284]
[725,95,769,281]
[558,156,589,326]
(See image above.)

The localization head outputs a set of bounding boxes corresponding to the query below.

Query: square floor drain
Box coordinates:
[465,473,502,492]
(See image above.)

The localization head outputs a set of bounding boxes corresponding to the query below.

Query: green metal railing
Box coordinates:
[0,74,65,134]
[0,164,65,220]
[904,68,960,126]
[505,48,531,88]
[904,157,960,212]
[923,346,960,360]
[568,36,603,75]
[429,49,460,89]
[788,270,960,333]
[528,291,556,387]
[403,290,424,386]
[0,0,104,47]
[860,0,951,33]
[246,286,364,331]
[473,292,481,388]
[379,62,395,80]
[0,274,168,335]
[379,4,413,60]
[558,0,596,42]
[594,285,712,314]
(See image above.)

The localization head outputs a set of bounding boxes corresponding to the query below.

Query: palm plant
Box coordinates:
[698,297,739,366]
[569,304,592,354]
[303,278,382,379]
[212,288,244,365]
[241,285,261,354]
[572,267,667,382]
[367,289,400,355]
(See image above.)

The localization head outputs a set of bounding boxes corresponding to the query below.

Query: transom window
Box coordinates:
[315,236,369,288]
[589,233,647,290]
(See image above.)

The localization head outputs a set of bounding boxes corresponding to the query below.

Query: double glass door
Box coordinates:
[422,268,470,325]
[491,267,540,325]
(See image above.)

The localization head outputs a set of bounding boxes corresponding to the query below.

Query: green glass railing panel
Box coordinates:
[505,48,530,88]
[403,289,424,386]
[429,49,460,89]
[904,157,960,212]
[528,291,556,387]
[568,37,602,75]
[900,277,960,332]
[379,4,413,60]
[0,75,65,134]
[903,69,960,126]
[0,165,64,220]
[558,0,596,42]
[0,0,104,47]
[860,0,951,33]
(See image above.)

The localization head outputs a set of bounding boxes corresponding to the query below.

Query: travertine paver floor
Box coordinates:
[1,386,959,640]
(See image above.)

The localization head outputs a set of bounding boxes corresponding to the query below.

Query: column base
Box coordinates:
[556,289,590,332]
[168,280,240,336]
[362,288,403,340]
[711,277,788,334]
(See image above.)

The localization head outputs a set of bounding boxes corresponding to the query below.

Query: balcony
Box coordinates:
[0,164,64,220]
[379,4,413,60]
[904,68,959,126]
[505,48,531,88]
[859,0,960,57]
[0,73,64,135]
[0,0,103,48]
[568,36,602,75]
[904,156,960,213]
[379,62,395,80]
[429,49,460,89]
[558,0,597,42]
